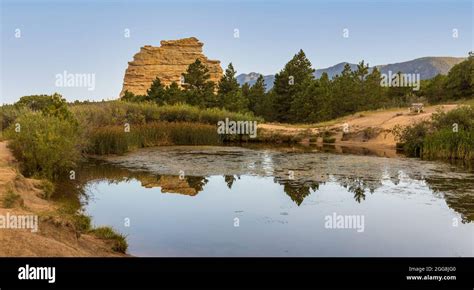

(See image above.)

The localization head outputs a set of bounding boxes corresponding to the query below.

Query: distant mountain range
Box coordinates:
[237,56,466,90]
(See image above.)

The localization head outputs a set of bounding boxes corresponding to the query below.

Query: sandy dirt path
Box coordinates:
[259,104,459,148]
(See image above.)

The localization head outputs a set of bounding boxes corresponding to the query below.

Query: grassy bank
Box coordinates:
[422,128,474,160]
[3,95,474,181]
[45,206,129,254]
[74,101,262,154]
[0,97,264,178]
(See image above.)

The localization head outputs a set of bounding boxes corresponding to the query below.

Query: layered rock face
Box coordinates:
[120,37,223,97]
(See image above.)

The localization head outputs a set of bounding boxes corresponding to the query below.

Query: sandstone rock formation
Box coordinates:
[120,37,223,97]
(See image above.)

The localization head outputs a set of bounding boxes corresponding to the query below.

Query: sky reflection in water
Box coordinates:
[64,146,473,257]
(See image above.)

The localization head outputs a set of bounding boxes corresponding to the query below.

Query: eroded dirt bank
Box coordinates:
[0,142,125,257]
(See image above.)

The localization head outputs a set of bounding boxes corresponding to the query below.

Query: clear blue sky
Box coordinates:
[1,0,472,103]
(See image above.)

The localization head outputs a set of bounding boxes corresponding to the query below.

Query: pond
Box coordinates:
[54,145,474,257]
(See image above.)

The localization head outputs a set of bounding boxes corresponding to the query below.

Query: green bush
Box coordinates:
[91,226,128,253]
[15,93,76,123]
[393,121,432,157]
[0,105,31,132]
[38,180,55,199]
[72,213,92,233]
[395,106,474,160]
[431,106,474,131]
[5,112,81,180]
[3,188,21,208]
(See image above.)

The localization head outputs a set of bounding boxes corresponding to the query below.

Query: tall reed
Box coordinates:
[87,121,222,155]
[422,128,474,160]
[70,101,261,128]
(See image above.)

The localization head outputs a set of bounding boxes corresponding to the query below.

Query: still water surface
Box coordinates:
[56,145,474,256]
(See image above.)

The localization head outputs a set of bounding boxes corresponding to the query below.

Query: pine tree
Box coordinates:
[353,61,369,109]
[331,63,356,116]
[272,49,315,123]
[223,89,249,112]
[248,75,266,114]
[218,63,245,111]
[365,67,387,109]
[122,90,135,101]
[164,82,185,104]
[354,60,369,81]
[122,90,148,102]
[146,77,166,104]
[241,82,251,99]
[290,78,316,123]
[387,71,411,106]
[182,59,216,108]
[315,72,333,121]
[218,63,240,96]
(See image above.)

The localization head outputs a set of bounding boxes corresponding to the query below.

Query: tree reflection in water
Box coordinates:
[53,154,474,223]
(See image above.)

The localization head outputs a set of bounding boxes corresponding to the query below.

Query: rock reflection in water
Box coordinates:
[51,145,474,256]
[55,146,474,224]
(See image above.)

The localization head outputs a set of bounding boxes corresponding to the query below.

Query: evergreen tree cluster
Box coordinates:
[417,55,474,103]
[123,53,473,124]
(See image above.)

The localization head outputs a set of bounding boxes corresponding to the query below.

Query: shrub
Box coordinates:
[0,105,31,131]
[394,106,474,160]
[72,213,92,233]
[393,121,432,157]
[3,188,21,208]
[56,204,92,233]
[323,137,336,143]
[5,112,81,180]
[15,93,76,123]
[431,106,474,131]
[38,180,55,199]
[91,226,128,253]
[362,127,378,140]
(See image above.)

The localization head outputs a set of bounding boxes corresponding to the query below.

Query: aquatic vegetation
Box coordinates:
[70,101,261,127]
[393,121,432,157]
[87,122,222,155]
[423,128,474,160]
[72,101,261,154]
[3,98,260,179]
[395,106,474,160]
